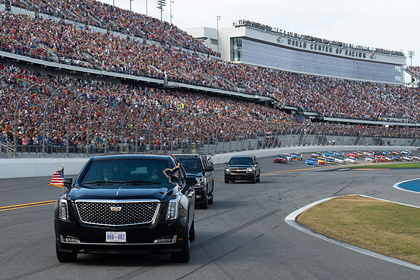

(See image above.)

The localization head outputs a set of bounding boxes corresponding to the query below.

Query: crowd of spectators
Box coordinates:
[1,64,420,153]
[1,10,419,125]
[7,0,217,56]
[1,2,420,152]
[407,66,420,78]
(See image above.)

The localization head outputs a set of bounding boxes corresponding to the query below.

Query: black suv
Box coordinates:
[175,154,214,209]
[54,154,196,263]
[224,155,261,183]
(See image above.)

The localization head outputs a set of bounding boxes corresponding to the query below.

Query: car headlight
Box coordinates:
[247,167,255,173]
[225,168,231,173]
[58,198,69,221]
[166,193,181,220]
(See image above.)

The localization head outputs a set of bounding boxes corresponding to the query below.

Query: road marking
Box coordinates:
[0,200,56,212]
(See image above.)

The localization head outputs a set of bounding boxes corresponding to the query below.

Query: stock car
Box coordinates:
[278,153,292,161]
[333,151,344,157]
[392,155,402,161]
[364,150,374,157]
[384,156,393,162]
[413,155,420,161]
[291,152,303,161]
[325,157,336,164]
[317,157,327,166]
[375,155,386,162]
[334,156,345,164]
[348,152,358,158]
[391,150,401,156]
[402,155,413,161]
[323,151,334,157]
[305,158,319,166]
[401,150,411,156]
[273,155,289,164]
[345,157,357,164]
[365,156,377,163]
[311,152,323,158]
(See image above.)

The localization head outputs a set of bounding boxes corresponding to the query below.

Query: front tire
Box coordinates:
[56,243,77,263]
[200,189,209,209]
[171,228,190,263]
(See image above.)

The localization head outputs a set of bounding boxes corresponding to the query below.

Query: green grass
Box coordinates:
[298,196,420,265]
[350,162,420,169]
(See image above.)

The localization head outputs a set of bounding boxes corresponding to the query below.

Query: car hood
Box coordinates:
[68,184,177,201]
[227,164,253,168]
[186,172,204,178]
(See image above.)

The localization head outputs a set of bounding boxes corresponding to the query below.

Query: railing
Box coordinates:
[2,132,416,158]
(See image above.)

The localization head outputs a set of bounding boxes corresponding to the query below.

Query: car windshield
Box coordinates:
[229,157,253,165]
[81,159,171,188]
[178,158,203,173]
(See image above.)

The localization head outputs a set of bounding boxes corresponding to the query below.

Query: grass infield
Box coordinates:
[297,195,420,265]
[349,162,420,169]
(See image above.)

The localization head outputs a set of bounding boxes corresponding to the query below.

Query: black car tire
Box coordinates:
[189,220,195,241]
[224,178,229,183]
[256,174,260,182]
[200,189,209,209]
[208,183,214,204]
[251,175,256,183]
[56,243,77,263]
[171,227,190,263]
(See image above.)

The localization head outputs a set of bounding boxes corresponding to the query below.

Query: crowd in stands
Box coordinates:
[1,1,420,151]
[1,64,420,152]
[1,9,419,125]
[407,66,420,78]
[8,0,217,56]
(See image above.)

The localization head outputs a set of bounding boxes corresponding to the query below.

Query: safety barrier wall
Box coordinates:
[0,145,415,179]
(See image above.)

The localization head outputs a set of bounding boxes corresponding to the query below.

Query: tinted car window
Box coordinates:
[81,159,171,186]
[178,158,204,173]
[229,157,254,165]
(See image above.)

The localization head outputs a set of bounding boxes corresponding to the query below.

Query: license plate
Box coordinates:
[106,231,126,242]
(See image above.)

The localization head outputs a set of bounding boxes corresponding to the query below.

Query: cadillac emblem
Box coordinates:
[110,206,122,212]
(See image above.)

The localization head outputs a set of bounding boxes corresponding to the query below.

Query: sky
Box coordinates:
[98,0,420,67]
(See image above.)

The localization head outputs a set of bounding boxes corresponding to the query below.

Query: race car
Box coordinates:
[345,157,357,164]
[325,157,336,164]
[401,150,411,156]
[334,156,345,164]
[402,155,413,161]
[317,157,327,165]
[384,156,393,162]
[365,156,377,163]
[364,150,374,157]
[323,151,334,157]
[413,155,420,161]
[333,151,344,157]
[291,152,303,161]
[347,152,358,158]
[374,155,386,162]
[311,152,322,158]
[305,158,319,166]
[273,155,289,164]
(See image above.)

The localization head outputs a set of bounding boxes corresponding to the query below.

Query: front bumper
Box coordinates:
[55,219,187,254]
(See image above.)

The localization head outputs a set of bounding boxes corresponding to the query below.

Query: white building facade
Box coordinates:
[187,20,406,85]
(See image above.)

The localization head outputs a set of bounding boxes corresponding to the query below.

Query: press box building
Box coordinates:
[187,20,407,85]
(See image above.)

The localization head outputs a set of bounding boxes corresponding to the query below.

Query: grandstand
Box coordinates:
[1,0,420,157]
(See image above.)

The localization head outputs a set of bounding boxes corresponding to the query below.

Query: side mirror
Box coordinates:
[185,177,198,187]
[205,165,214,172]
[63,177,73,190]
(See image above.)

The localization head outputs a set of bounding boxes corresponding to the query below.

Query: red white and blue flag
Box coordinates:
[48,167,64,187]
